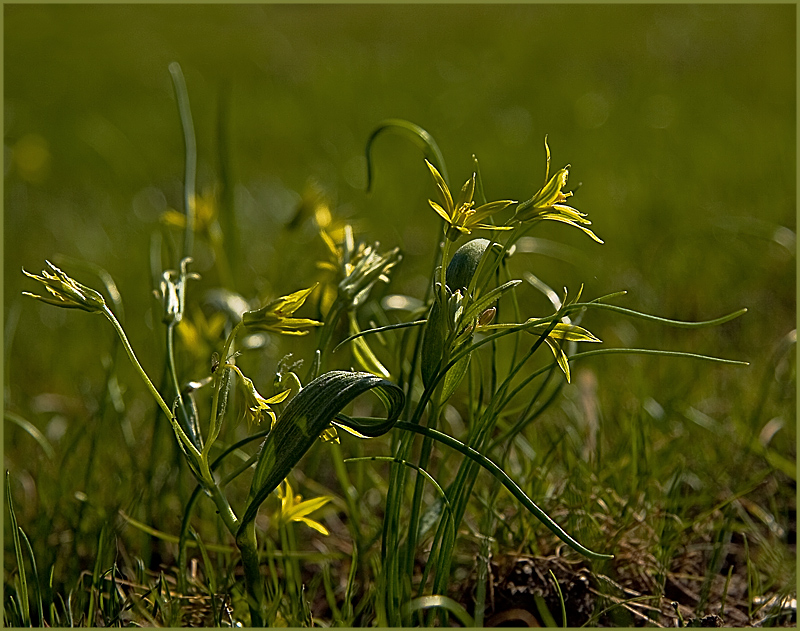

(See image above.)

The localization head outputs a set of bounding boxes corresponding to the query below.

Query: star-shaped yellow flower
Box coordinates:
[242,285,323,336]
[513,137,603,244]
[275,480,332,535]
[426,160,516,241]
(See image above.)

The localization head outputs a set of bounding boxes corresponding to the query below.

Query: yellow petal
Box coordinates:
[429,200,453,224]
[545,337,571,383]
[425,160,453,213]
[266,389,292,405]
[298,517,330,535]
[456,173,476,210]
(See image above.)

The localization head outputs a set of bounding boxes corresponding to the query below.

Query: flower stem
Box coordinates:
[102,306,183,433]
[237,521,267,626]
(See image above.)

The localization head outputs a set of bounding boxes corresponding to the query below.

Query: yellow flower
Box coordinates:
[242,285,323,336]
[275,480,332,535]
[22,260,107,313]
[227,365,291,428]
[513,137,603,244]
[425,160,516,241]
[525,321,601,383]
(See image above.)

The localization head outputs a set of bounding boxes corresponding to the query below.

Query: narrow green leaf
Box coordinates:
[19,529,44,626]
[6,472,30,626]
[575,302,748,329]
[402,595,475,627]
[332,319,427,353]
[393,423,613,560]
[441,351,471,402]
[190,527,218,595]
[459,279,521,328]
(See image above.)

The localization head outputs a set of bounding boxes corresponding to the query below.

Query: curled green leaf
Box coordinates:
[365,118,449,191]
[238,370,404,536]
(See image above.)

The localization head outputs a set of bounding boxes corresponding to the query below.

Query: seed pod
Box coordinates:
[444,238,490,292]
[421,238,503,392]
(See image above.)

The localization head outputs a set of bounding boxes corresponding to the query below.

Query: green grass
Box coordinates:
[5,5,795,628]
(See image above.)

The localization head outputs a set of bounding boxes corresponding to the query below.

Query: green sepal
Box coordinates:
[458,279,521,340]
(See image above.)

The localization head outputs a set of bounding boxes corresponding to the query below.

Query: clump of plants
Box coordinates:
[9,65,748,626]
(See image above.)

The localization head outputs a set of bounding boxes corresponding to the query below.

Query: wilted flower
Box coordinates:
[242,285,323,335]
[426,160,516,241]
[22,260,107,313]
[513,137,603,244]
[156,257,200,325]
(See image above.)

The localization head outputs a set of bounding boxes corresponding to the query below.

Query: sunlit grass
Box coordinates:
[5,7,795,626]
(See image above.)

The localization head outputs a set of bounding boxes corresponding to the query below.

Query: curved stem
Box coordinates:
[102,305,196,453]
[103,305,239,535]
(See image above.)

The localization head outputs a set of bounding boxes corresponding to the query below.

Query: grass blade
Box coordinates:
[6,472,30,626]
[18,530,44,626]
[5,412,55,460]
[402,594,474,627]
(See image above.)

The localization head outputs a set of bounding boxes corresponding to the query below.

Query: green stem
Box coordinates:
[103,305,239,533]
[166,322,202,448]
[307,300,347,382]
[237,521,266,626]
[102,306,185,436]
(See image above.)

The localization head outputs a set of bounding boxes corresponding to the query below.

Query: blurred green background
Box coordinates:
[4,3,795,577]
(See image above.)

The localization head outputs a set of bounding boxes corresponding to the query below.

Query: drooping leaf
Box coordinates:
[238,370,404,535]
[365,119,449,191]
